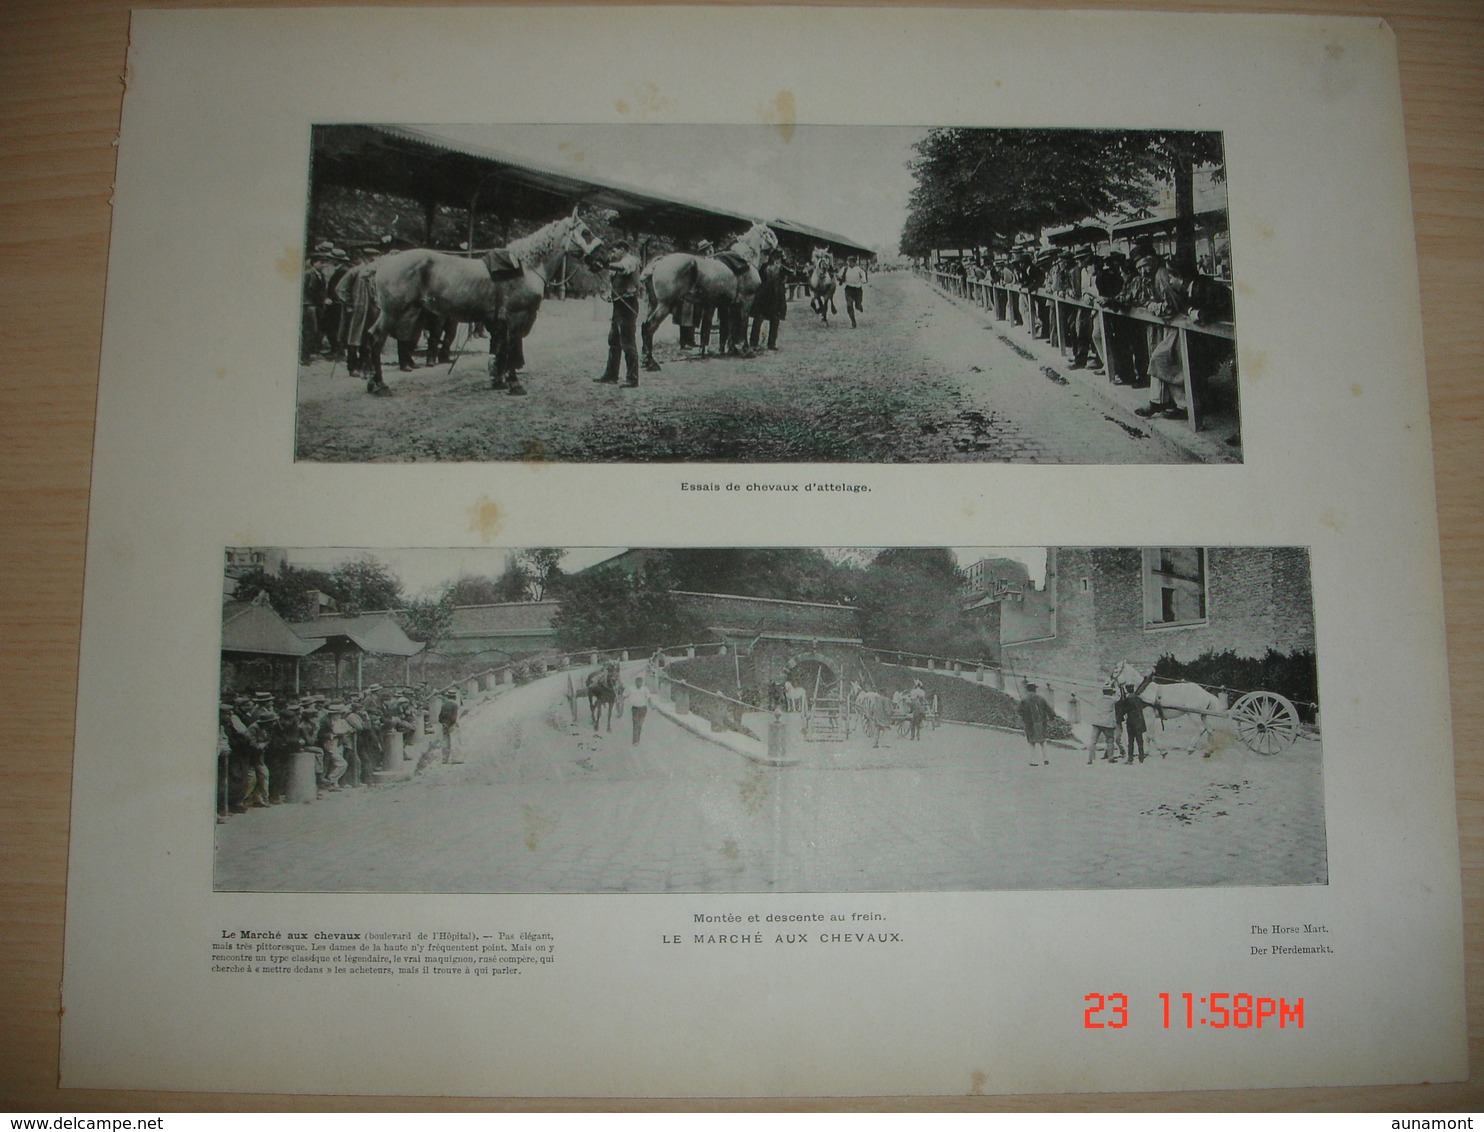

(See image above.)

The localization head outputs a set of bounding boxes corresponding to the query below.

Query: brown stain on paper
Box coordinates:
[1320,508,1344,533]
[1351,382,1364,397]
[759,90,797,142]
[969,1071,987,1096]
[468,496,502,542]
[616,82,675,117]
[522,804,555,852]
[1246,349,1266,380]
[275,246,301,281]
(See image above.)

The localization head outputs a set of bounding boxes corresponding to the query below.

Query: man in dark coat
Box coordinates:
[748,249,788,351]
[1019,681,1055,766]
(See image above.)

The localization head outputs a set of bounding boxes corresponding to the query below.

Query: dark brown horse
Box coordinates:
[367,209,605,395]
[586,663,621,732]
[640,223,778,371]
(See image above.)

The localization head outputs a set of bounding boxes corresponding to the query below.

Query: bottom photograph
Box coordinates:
[215,545,1324,894]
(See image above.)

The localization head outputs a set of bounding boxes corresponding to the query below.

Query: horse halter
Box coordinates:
[526,220,604,290]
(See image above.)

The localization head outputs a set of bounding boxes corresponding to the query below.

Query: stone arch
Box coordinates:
[782,650,840,699]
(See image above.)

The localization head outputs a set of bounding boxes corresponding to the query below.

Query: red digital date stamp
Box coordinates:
[1084,993,1304,1029]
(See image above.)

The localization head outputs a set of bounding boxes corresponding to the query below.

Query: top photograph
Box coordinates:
[296,124,1240,464]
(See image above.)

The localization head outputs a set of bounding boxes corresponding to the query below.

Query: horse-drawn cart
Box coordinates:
[1221,690,1304,755]
[1122,665,1304,756]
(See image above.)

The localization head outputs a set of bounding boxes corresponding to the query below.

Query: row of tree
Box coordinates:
[550,549,999,662]
[899,128,1225,271]
[230,549,565,643]
[232,548,1001,664]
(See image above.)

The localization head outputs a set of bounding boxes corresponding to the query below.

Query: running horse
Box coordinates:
[586,663,622,733]
[808,247,838,324]
[367,208,606,395]
[640,222,779,371]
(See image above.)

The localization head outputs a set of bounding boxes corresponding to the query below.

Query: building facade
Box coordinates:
[999,546,1315,685]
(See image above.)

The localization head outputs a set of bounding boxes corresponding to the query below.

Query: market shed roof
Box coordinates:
[312,124,875,259]
[222,601,323,658]
[290,612,425,657]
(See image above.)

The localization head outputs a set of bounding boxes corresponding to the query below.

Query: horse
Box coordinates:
[782,679,808,714]
[585,663,622,733]
[640,222,779,371]
[809,248,838,323]
[367,208,605,395]
[1111,661,1228,754]
[850,681,891,748]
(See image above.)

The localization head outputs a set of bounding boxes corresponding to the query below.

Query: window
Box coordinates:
[1143,548,1207,628]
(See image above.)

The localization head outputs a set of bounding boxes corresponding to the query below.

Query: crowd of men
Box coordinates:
[300,237,455,391]
[216,682,465,822]
[943,239,1235,424]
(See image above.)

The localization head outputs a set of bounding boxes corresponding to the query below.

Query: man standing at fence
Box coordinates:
[596,239,642,387]
[629,674,651,746]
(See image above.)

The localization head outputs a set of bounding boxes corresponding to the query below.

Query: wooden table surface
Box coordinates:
[3,0,1479,1111]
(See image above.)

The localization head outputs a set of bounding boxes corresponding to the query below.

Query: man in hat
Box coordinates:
[1030,251,1057,338]
[908,679,929,741]
[438,686,462,764]
[1102,249,1157,387]
[1068,247,1109,374]
[1116,680,1149,764]
[748,247,788,352]
[318,703,351,793]
[1052,249,1080,352]
[301,252,330,365]
[596,240,642,387]
[1086,686,1123,764]
[334,246,382,383]
[1134,249,1197,420]
[217,703,236,822]
[1018,681,1055,766]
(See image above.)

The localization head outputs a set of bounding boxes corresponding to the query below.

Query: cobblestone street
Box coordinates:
[215,666,1327,894]
[296,274,1214,463]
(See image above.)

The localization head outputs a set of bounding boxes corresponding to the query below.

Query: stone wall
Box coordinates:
[1001,547,1316,685]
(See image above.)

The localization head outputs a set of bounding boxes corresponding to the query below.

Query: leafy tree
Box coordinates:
[517,548,566,601]
[900,128,1222,269]
[855,549,996,661]
[660,549,848,603]
[552,560,704,652]
[329,556,404,615]
[402,594,455,644]
[231,564,338,622]
[442,573,509,607]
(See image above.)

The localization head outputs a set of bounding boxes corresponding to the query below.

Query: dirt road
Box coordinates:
[295,273,1194,463]
[214,668,1327,894]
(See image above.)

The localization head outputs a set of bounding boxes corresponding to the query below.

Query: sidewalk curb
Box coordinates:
[651,700,799,767]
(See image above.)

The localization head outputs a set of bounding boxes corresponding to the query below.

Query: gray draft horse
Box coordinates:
[809,247,838,323]
[640,222,779,371]
[367,208,605,395]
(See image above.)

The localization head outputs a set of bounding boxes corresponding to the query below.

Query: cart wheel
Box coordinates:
[1230,691,1300,755]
